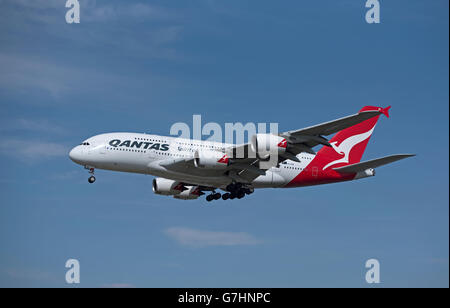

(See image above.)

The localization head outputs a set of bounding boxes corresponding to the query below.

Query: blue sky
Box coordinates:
[0,0,448,287]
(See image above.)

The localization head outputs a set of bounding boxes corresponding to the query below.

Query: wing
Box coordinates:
[158,156,263,184]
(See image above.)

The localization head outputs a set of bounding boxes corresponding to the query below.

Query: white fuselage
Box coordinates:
[69,132,315,189]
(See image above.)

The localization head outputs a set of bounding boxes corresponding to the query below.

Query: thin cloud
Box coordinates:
[7,0,63,9]
[0,139,69,160]
[0,53,71,98]
[3,0,174,24]
[0,118,67,135]
[85,3,172,22]
[4,267,58,284]
[16,119,65,134]
[165,227,262,247]
[0,52,180,102]
[1,1,183,63]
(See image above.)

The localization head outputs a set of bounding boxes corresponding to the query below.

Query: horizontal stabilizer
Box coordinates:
[333,154,415,173]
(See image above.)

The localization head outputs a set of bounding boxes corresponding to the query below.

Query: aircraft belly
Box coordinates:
[98,162,148,174]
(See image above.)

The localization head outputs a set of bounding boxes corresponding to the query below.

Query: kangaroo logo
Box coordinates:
[217,154,229,164]
[322,126,376,170]
[278,139,287,148]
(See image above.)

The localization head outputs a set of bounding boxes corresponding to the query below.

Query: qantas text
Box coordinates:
[109,139,169,151]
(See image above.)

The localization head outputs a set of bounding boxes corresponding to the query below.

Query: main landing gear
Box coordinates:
[205,183,254,202]
[223,183,254,200]
[206,192,221,202]
[86,166,96,184]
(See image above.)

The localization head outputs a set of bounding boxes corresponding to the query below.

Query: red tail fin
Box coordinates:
[318,106,390,170]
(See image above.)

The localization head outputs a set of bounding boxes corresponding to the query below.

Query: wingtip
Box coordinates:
[359,105,391,117]
[399,153,416,158]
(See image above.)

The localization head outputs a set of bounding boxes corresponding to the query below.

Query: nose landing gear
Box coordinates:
[85,166,96,184]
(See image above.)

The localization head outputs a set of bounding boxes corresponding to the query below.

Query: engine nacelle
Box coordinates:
[251,134,287,160]
[194,150,229,169]
[173,186,202,200]
[152,178,185,195]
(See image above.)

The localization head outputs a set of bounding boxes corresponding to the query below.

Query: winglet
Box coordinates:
[381,106,391,118]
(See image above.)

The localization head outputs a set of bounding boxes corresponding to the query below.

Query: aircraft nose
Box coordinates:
[69,146,83,164]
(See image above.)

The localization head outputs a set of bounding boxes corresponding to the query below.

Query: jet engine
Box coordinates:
[152,178,186,195]
[251,134,287,160]
[194,150,229,169]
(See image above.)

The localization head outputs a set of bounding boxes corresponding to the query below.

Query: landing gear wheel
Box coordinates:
[237,190,245,199]
[245,188,254,195]
[206,195,214,202]
[222,193,230,200]
[86,166,96,184]
[229,193,236,200]
[213,193,221,200]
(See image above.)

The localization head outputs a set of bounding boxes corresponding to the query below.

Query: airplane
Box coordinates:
[69,106,414,202]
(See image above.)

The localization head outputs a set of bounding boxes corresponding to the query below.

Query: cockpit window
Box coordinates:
[80,142,90,146]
